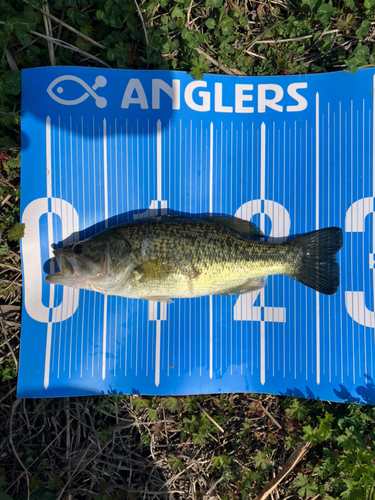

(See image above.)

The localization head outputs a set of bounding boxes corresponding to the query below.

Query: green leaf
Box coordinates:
[47,472,62,492]
[169,456,183,471]
[7,222,25,241]
[364,0,375,8]
[303,424,316,444]
[211,455,229,468]
[317,412,334,440]
[148,408,158,420]
[67,8,90,26]
[285,399,310,421]
[205,18,216,29]
[4,15,36,35]
[0,113,19,129]
[107,48,116,62]
[253,450,271,470]
[181,28,192,40]
[294,473,318,497]
[15,29,32,46]
[337,427,365,451]
[133,397,150,409]
[23,4,42,25]
[0,494,14,500]
[192,432,207,445]
[187,38,199,49]
[206,0,223,7]
[317,3,335,25]
[170,6,184,18]
[303,412,334,445]
[75,37,92,52]
[183,415,200,433]
[167,18,176,29]
[345,55,368,73]
[219,16,234,35]
[312,32,320,43]
[301,0,321,12]
[0,71,21,95]
[30,486,57,500]
[190,57,207,79]
[0,136,14,151]
[126,15,137,31]
[357,45,370,57]
[319,34,334,52]
[54,0,77,7]
[162,397,183,413]
[183,396,198,412]
[96,9,105,21]
[341,479,364,500]
[0,243,9,257]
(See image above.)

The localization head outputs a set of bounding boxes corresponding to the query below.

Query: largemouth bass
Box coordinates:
[45,216,343,301]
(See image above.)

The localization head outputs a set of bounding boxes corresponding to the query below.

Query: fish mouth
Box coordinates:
[45,249,78,284]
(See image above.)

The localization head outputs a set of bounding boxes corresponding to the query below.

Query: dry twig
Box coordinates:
[23,0,106,49]
[133,0,149,46]
[0,20,111,68]
[42,4,56,66]
[197,402,224,433]
[195,46,246,76]
[255,442,312,500]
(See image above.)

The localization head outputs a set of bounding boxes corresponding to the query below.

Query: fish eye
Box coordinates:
[74,244,83,254]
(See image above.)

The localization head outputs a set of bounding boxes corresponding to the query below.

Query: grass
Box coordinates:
[1,0,375,498]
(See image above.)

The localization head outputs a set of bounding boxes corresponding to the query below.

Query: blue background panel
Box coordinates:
[18,67,375,404]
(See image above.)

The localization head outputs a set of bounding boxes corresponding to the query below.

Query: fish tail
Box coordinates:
[287,227,343,295]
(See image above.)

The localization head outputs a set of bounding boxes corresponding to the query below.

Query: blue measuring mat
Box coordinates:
[18,67,375,404]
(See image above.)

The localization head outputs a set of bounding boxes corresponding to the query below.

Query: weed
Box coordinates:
[161,396,183,413]
[211,455,229,468]
[253,450,272,470]
[169,456,184,471]
[0,358,17,382]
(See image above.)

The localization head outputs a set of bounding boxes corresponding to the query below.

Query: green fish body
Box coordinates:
[45,216,343,301]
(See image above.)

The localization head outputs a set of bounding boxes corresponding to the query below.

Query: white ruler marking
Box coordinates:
[260,122,266,385]
[155,320,161,387]
[44,115,53,389]
[157,120,162,200]
[209,122,214,379]
[153,120,167,386]
[316,93,320,385]
[102,118,108,380]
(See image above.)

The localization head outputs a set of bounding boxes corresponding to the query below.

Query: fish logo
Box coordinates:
[46,75,107,108]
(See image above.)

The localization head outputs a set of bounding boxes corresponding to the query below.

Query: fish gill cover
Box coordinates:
[18,66,375,404]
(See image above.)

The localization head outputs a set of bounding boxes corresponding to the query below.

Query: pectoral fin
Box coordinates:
[221,276,268,295]
[134,257,199,283]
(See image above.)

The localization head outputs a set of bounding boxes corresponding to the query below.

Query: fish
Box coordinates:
[45,215,343,302]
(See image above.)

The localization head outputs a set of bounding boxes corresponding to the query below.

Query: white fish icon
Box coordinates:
[46,75,107,108]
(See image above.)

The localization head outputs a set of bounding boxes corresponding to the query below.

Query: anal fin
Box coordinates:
[143,296,174,303]
[221,276,267,296]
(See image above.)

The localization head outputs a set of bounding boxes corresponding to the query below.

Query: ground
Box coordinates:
[1,0,375,498]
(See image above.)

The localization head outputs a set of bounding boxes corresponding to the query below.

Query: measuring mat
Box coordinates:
[18,67,375,403]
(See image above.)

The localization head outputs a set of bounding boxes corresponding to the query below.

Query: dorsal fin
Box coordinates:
[147,214,264,238]
[203,216,264,238]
